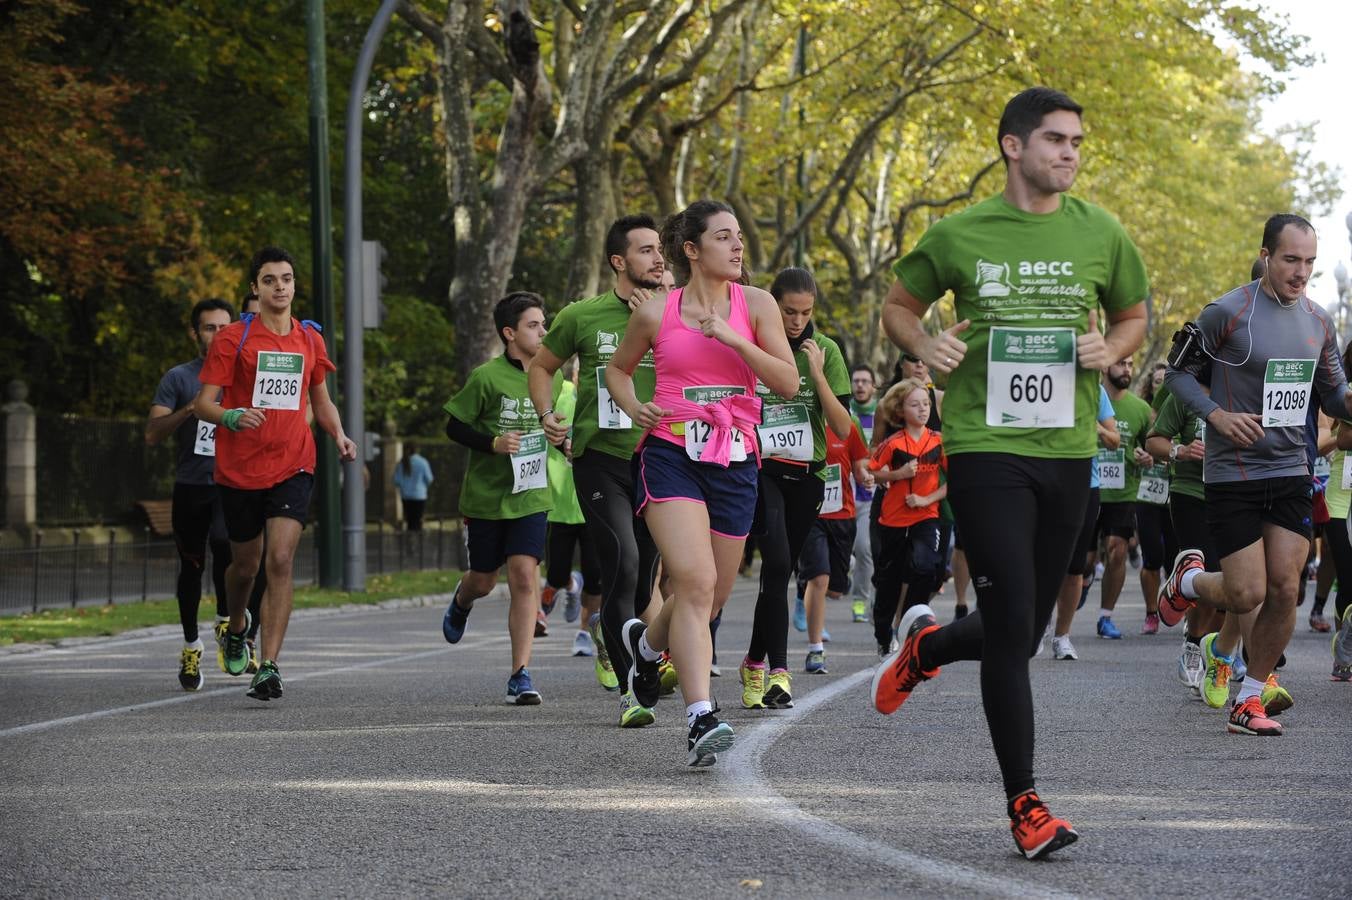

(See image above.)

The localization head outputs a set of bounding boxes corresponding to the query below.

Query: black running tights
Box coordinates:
[747,469,824,670]
[917,453,1090,799]
[172,483,231,644]
[1323,512,1352,622]
[545,521,602,594]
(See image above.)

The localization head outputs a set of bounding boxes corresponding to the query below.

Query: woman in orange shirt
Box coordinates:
[868,377,947,656]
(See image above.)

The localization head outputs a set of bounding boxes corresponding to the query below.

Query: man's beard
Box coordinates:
[633,272,663,290]
[1110,374,1131,390]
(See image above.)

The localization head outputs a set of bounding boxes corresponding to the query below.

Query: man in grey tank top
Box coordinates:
[1159,214,1351,737]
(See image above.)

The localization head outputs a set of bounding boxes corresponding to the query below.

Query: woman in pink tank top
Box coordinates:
[605,200,798,766]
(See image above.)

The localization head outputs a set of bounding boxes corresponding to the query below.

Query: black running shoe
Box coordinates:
[621,618,661,709]
[686,712,734,767]
[246,660,283,701]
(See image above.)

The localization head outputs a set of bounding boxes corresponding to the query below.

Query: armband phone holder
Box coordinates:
[1167,321,1210,386]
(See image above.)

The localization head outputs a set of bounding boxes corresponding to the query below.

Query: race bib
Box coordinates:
[1342,455,1352,491]
[1136,463,1169,505]
[596,367,632,430]
[986,327,1076,428]
[252,351,304,410]
[1097,448,1125,490]
[193,421,216,457]
[510,432,548,494]
[820,464,843,515]
[758,403,812,462]
[677,385,747,463]
[1262,358,1314,427]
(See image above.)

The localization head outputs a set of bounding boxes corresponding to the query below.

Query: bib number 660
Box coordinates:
[1009,373,1054,404]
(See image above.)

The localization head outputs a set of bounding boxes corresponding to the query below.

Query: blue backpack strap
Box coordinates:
[233,313,255,364]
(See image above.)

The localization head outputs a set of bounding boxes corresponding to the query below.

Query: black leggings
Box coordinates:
[546,521,602,594]
[573,451,660,692]
[1322,513,1352,622]
[172,483,231,644]
[917,453,1090,799]
[1135,501,1177,571]
[747,467,823,670]
[872,519,944,648]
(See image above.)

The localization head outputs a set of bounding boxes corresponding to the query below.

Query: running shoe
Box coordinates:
[1260,674,1293,716]
[1051,635,1078,661]
[621,618,661,709]
[1333,663,1352,682]
[178,642,204,691]
[213,619,229,673]
[506,667,541,706]
[822,629,831,643]
[221,612,251,677]
[246,660,283,701]
[572,630,594,657]
[245,639,260,675]
[1333,608,1352,681]
[1128,544,1141,570]
[1141,612,1160,635]
[805,649,828,674]
[710,663,722,677]
[687,712,734,767]
[739,658,767,709]
[588,614,619,692]
[871,604,940,716]
[658,653,679,695]
[1158,549,1204,627]
[793,594,807,632]
[1232,652,1247,682]
[1309,612,1332,633]
[619,691,655,728]
[1096,616,1122,640]
[540,585,558,615]
[441,582,471,643]
[851,599,868,623]
[954,603,969,620]
[1009,791,1078,860]
[1177,639,1203,689]
[535,609,549,638]
[1199,633,1234,709]
[564,570,583,623]
[1226,694,1282,735]
[763,669,793,709]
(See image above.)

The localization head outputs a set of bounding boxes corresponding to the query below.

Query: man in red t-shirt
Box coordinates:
[194,246,357,701]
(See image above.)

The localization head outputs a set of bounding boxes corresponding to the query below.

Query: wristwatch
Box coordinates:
[538,408,554,423]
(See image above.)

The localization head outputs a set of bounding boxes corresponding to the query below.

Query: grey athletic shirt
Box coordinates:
[151,358,216,486]
[1165,280,1349,484]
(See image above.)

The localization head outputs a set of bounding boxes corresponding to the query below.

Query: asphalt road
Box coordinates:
[2,573,1349,898]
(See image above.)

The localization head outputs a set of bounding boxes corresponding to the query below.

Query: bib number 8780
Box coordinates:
[518,457,542,480]
[1009,374,1054,404]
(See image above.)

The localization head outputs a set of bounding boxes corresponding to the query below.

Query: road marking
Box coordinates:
[0,636,507,739]
[720,668,1082,899]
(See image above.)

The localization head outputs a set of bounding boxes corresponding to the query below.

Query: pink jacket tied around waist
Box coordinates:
[657,392,763,467]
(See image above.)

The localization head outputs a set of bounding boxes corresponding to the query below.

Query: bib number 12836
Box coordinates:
[986,327,1075,428]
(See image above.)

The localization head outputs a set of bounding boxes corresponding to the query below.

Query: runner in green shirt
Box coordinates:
[441,291,562,706]
[1094,356,1156,638]
[872,86,1148,860]
[527,213,668,728]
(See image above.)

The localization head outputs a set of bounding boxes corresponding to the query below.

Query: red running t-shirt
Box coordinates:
[868,427,946,527]
[199,316,336,490]
[822,421,870,520]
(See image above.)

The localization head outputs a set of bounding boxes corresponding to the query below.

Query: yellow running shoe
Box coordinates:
[1199,633,1234,709]
[178,643,204,692]
[1260,674,1293,717]
[213,620,229,673]
[588,615,620,692]
[618,691,655,728]
[739,659,766,709]
[245,638,260,675]
[658,653,679,695]
[763,668,793,709]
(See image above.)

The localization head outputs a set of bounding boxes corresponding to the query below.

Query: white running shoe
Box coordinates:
[572,630,594,657]
[1051,635,1078,660]
[1177,639,1203,688]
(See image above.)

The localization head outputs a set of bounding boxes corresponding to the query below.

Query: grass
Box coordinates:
[0,568,463,647]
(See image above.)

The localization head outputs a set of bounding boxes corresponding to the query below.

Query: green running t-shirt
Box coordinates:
[547,381,584,525]
[1149,391,1206,502]
[755,331,850,471]
[539,291,656,462]
[1099,389,1153,504]
[892,194,1149,458]
[443,355,561,520]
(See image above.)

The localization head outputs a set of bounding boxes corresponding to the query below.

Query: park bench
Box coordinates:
[134,499,174,538]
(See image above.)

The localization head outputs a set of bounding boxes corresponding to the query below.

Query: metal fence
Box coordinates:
[37,415,176,527]
[0,520,465,616]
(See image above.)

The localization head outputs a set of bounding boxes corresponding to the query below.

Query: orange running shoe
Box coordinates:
[1226,695,1283,736]
[1158,549,1204,627]
[870,604,940,715]
[1009,791,1079,860]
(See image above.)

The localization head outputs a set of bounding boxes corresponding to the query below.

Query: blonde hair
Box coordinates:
[880,377,930,426]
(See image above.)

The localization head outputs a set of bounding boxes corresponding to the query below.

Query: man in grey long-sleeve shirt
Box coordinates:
[1158,214,1351,737]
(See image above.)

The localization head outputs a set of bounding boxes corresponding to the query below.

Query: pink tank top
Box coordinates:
[649,283,759,451]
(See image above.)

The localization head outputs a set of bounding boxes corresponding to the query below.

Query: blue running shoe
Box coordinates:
[1096,615,1122,640]
[442,581,471,644]
[822,629,831,643]
[793,594,807,632]
[506,667,541,705]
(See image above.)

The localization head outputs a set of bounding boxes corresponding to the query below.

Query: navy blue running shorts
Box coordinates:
[464,512,548,572]
[633,438,759,539]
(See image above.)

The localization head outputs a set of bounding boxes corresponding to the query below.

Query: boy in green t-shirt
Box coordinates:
[441,292,562,706]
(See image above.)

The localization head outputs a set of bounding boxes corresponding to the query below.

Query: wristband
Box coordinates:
[538,408,554,423]
[221,409,245,432]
